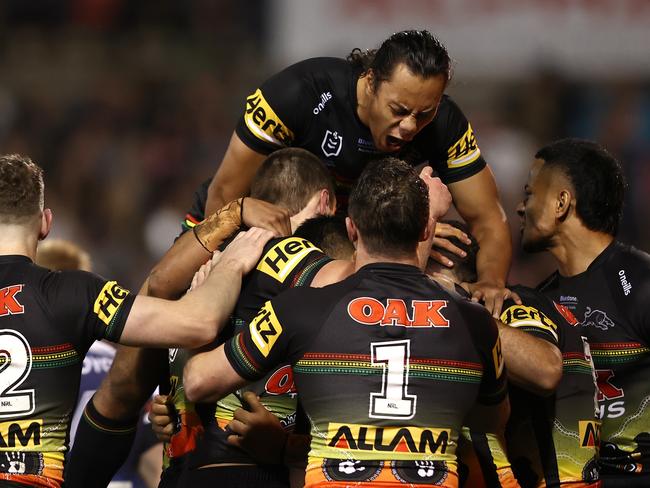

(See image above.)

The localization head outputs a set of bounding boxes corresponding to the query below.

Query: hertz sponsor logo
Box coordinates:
[93,281,130,326]
[447,123,480,168]
[257,237,321,283]
[249,301,283,357]
[244,89,294,146]
[500,305,558,342]
[327,423,450,455]
[579,420,601,448]
[0,420,41,448]
[347,298,449,328]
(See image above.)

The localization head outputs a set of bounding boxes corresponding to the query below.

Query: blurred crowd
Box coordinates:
[0,0,648,289]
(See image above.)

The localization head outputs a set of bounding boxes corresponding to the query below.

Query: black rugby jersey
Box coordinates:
[226,263,507,488]
[164,236,331,474]
[235,57,486,206]
[0,255,134,487]
[497,286,598,487]
[538,241,650,477]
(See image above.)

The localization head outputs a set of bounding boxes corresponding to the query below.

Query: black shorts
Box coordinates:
[179,465,289,488]
[600,472,650,487]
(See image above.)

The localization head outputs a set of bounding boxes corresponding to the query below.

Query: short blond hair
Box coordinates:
[36,239,92,272]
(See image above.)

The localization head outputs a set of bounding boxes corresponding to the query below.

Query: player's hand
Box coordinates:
[419,166,452,219]
[226,391,288,464]
[190,252,222,291]
[218,227,274,274]
[429,222,472,267]
[148,395,176,442]
[241,197,291,237]
[462,281,522,318]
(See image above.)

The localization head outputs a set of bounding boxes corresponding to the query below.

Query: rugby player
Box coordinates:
[429,221,599,488]
[519,139,649,487]
[35,239,163,488]
[0,154,271,487]
[184,158,509,488]
[204,29,514,315]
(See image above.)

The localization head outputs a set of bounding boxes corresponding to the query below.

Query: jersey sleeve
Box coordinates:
[43,270,136,348]
[460,300,508,405]
[235,64,307,154]
[499,292,560,346]
[427,96,486,184]
[179,178,211,236]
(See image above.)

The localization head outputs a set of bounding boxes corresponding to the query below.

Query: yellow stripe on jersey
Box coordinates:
[500,304,559,342]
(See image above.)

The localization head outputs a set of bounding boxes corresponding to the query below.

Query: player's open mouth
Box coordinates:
[386,135,405,149]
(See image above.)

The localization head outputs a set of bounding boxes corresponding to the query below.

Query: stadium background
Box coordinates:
[0,0,648,289]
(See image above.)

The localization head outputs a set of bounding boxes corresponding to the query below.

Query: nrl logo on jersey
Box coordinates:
[322,130,343,157]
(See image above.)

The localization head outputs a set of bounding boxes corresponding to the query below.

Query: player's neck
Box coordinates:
[0,226,38,260]
[354,244,419,271]
[550,224,614,277]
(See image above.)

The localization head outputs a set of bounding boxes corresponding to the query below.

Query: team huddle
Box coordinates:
[0,30,649,488]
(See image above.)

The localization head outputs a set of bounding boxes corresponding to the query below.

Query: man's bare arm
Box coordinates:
[184,344,247,403]
[205,132,268,215]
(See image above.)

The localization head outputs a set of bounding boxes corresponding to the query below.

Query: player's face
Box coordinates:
[367,64,446,153]
[517,159,558,252]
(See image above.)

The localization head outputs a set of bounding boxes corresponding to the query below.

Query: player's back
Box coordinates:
[0,256,98,487]
[235,262,506,487]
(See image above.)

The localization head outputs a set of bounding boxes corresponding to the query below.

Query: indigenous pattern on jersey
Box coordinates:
[225,263,507,487]
[163,237,331,472]
[235,57,486,207]
[538,241,650,478]
[0,255,134,488]
[498,286,599,487]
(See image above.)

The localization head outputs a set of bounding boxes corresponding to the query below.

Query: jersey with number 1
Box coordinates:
[0,255,134,488]
[225,263,507,487]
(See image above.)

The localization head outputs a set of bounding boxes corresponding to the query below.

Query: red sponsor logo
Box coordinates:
[596,369,624,401]
[347,298,449,328]
[265,365,296,396]
[553,301,579,326]
[0,285,24,316]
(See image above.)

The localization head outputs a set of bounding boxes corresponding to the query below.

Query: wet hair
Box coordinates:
[426,220,479,283]
[535,138,626,236]
[347,30,452,90]
[294,215,354,260]
[250,148,335,215]
[0,154,44,224]
[36,239,92,271]
[348,157,428,257]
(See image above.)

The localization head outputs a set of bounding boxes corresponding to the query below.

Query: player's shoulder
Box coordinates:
[282,56,351,76]
[610,241,650,271]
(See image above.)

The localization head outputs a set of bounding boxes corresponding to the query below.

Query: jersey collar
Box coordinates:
[0,254,33,264]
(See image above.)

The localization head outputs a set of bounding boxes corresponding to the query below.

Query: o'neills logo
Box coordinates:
[347,297,449,327]
[618,269,632,296]
[312,92,332,114]
[327,423,450,455]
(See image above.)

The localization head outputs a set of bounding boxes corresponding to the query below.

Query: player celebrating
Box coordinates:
[518,139,650,487]
[0,154,270,487]
[184,158,509,488]
[204,29,514,315]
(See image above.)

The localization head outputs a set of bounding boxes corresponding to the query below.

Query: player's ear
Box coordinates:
[556,189,572,220]
[345,217,358,247]
[319,189,335,216]
[39,208,53,241]
[420,217,436,242]
[366,69,377,94]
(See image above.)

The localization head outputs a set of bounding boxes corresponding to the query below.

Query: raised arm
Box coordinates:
[205,132,267,215]
[448,166,513,315]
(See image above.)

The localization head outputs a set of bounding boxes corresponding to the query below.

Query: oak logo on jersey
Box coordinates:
[93,281,130,326]
[244,89,294,146]
[579,421,601,448]
[250,301,283,357]
[447,123,480,168]
[257,237,321,283]
[347,297,449,328]
[0,285,24,316]
[326,423,450,455]
[0,420,41,448]
[500,304,559,342]
[265,364,296,396]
